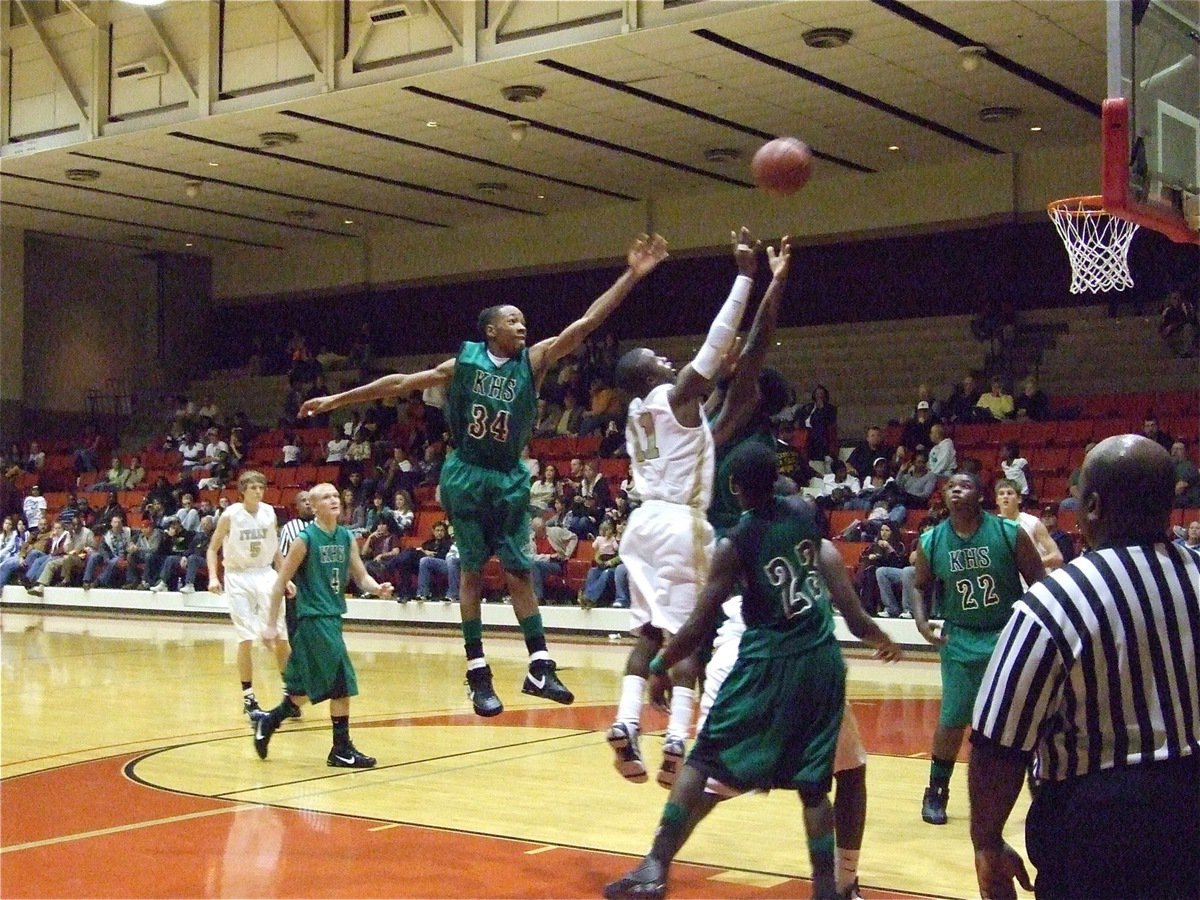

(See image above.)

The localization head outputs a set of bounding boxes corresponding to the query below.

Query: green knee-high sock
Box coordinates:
[462,618,484,663]
[518,612,548,658]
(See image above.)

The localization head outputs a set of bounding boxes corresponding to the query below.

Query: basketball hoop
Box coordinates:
[1047,196,1139,294]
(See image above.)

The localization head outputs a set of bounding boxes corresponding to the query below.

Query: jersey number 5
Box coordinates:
[467,404,510,443]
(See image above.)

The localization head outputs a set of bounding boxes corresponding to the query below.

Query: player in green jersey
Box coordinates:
[299,234,669,717]
[911,471,1044,825]
[604,442,899,900]
[251,483,393,768]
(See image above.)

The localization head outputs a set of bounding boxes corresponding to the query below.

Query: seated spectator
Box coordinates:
[94,492,125,530]
[341,411,365,441]
[528,516,577,605]
[394,521,452,601]
[926,423,957,476]
[202,428,229,471]
[563,495,602,541]
[534,397,562,438]
[339,488,366,535]
[846,425,890,481]
[855,524,906,616]
[1171,441,1200,508]
[604,491,632,529]
[1158,287,1198,358]
[580,376,619,437]
[997,440,1031,499]
[82,514,132,589]
[416,535,460,603]
[124,522,164,589]
[1057,442,1094,512]
[144,476,176,517]
[553,392,584,436]
[387,490,415,535]
[362,520,402,583]
[279,432,303,469]
[178,430,205,473]
[22,484,47,533]
[3,443,25,480]
[529,464,563,516]
[576,460,613,511]
[816,459,861,511]
[943,372,983,423]
[148,520,193,592]
[123,455,146,490]
[598,419,627,459]
[579,520,621,608]
[0,517,27,585]
[24,441,45,474]
[325,433,350,463]
[1143,415,1174,451]
[975,376,1015,421]
[895,451,938,507]
[1039,505,1077,565]
[165,493,200,533]
[876,517,939,620]
[1174,520,1200,551]
[900,401,937,452]
[347,434,373,465]
[363,493,391,534]
[55,493,87,529]
[226,430,246,468]
[794,385,838,464]
[377,446,418,496]
[1013,375,1050,421]
[914,382,942,419]
[29,518,94,593]
[22,520,64,587]
[196,395,220,426]
[851,458,897,506]
[416,443,444,486]
[72,425,102,475]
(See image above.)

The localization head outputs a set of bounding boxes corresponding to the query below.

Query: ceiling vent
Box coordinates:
[65,168,101,182]
[368,2,426,24]
[475,182,508,195]
[704,147,741,164]
[501,85,545,103]
[802,27,853,49]
[259,131,300,148]
[115,55,168,79]
[979,105,1022,122]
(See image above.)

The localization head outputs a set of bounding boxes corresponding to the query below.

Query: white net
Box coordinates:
[1047,197,1139,294]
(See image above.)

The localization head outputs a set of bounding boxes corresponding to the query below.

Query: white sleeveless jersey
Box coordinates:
[625,383,714,510]
[221,502,279,571]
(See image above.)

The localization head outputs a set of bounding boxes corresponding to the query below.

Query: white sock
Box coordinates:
[616,675,645,726]
[466,657,488,671]
[528,650,550,665]
[836,847,860,893]
[243,687,255,698]
[666,686,696,743]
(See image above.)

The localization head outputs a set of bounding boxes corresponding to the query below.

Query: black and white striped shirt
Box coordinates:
[973,544,1199,782]
[278,516,309,556]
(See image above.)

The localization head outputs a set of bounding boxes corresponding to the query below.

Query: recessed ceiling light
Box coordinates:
[65,168,101,182]
[887,145,901,152]
[500,85,545,103]
[343,219,354,225]
[1030,126,1043,132]
[536,194,545,200]
[185,242,193,247]
[802,27,853,49]
[704,147,741,164]
[958,45,988,72]
[425,120,439,128]
[259,131,299,148]
[475,182,508,195]
[207,161,219,167]
[286,209,317,220]
[979,106,1022,122]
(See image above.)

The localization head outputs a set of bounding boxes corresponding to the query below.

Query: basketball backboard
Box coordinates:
[1105,0,1199,243]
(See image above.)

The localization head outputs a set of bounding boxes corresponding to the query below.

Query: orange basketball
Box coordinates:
[750,137,813,196]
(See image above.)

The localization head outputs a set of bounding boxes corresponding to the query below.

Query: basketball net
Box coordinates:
[1047,196,1139,294]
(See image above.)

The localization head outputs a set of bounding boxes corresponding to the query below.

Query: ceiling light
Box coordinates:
[207,161,219,167]
[887,145,901,152]
[185,242,193,247]
[343,219,354,225]
[475,182,508,195]
[704,147,741,164]
[802,27,853,49]
[425,120,439,128]
[287,210,317,220]
[184,179,202,198]
[65,168,101,182]
[958,45,988,72]
[1030,126,1043,132]
[508,120,530,143]
[536,194,545,200]
[979,105,1022,122]
[259,131,299,148]
[500,85,545,103]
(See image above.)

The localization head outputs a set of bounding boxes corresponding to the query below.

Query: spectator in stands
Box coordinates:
[347,433,373,467]
[166,493,200,533]
[605,491,632,529]
[816,459,861,511]
[0,517,26,584]
[123,521,164,589]
[943,372,983,423]
[995,479,1063,573]
[534,397,562,438]
[1158,287,1198,358]
[926,423,956,477]
[915,382,942,419]
[900,401,937,452]
[342,470,369,511]
[529,464,563,517]
[416,532,460,603]
[325,431,350,463]
[196,395,220,427]
[24,441,45,473]
[339,488,367,535]
[227,429,246,468]
[598,418,627,459]
[1013,375,1050,421]
[94,492,125,529]
[171,395,195,430]
[362,519,402,583]
[876,517,937,620]
[416,443,444,487]
[144,476,175,516]
[22,484,47,533]
[553,392,584,436]
[20,520,61,587]
[201,428,229,471]
[123,455,145,490]
[377,446,417,497]
[1143,415,1174,451]
[1058,442,1094,512]
[341,411,364,440]
[528,516,577,605]
[563,495,601,541]
[998,440,1032,500]
[1039,505,1076,565]
[794,384,838,465]
[72,425,103,475]
[363,494,390,534]
[545,497,570,529]
[1171,441,1200,508]
[975,376,1015,421]
[896,451,938,508]
[82,514,131,589]
[579,376,618,437]
[279,431,303,467]
[198,453,234,491]
[147,520,191,591]
[846,425,890,480]
[577,460,613,511]
[393,520,452,601]
[579,519,621,608]
[29,517,93,593]
[388,490,414,535]
[1174,520,1200,551]
[3,443,24,480]
[178,429,205,474]
[856,523,907,616]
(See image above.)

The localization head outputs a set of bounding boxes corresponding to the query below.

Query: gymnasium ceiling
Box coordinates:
[0,0,1113,258]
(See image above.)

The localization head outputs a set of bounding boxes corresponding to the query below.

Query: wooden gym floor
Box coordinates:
[0,611,1031,898]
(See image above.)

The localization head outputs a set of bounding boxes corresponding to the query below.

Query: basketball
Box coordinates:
[750,137,813,196]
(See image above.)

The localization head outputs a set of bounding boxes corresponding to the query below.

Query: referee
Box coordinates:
[278,490,313,638]
[969,435,1199,900]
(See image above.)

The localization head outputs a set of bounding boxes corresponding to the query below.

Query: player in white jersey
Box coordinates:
[994,478,1063,579]
[206,470,292,719]
[606,228,760,788]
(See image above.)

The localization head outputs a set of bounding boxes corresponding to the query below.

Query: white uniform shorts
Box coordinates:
[698,597,866,775]
[225,567,286,643]
[622,499,714,636]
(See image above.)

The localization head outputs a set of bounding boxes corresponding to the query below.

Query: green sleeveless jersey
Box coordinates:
[728,495,835,658]
[446,341,536,472]
[296,522,351,618]
[921,512,1022,631]
[709,425,778,535]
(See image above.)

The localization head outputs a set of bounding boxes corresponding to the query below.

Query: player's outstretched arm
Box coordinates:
[817,538,902,661]
[298,358,456,420]
[669,227,758,420]
[205,513,232,593]
[348,537,393,599]
[711,235,792,447]
[529,233,668,375]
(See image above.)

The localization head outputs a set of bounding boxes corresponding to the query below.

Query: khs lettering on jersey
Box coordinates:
[948,546,992,573]
[471,371,517,402]
[318,544,347,564]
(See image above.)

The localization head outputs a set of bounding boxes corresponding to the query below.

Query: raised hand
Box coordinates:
[766,235,792,279]
[627,233,669,278]
[298,396,337,419]
[731,225,760,277]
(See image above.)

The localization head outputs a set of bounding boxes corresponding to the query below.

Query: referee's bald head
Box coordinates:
[1079,435,1174,547]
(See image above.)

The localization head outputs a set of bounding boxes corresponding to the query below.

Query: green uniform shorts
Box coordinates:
[938,621,1002,728]
[283,615,358,704]
[689,639,846,794]
[439,452,532,573]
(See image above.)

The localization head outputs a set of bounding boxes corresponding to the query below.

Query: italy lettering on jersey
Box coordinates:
[626,383,714,510]
[922,512,1023,632]
[446,341,536,472]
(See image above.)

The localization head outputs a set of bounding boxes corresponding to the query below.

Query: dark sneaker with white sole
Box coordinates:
[604,856,666,899]
[327,743,376,768]
[466,665,504,717]
[521,659,574,705]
